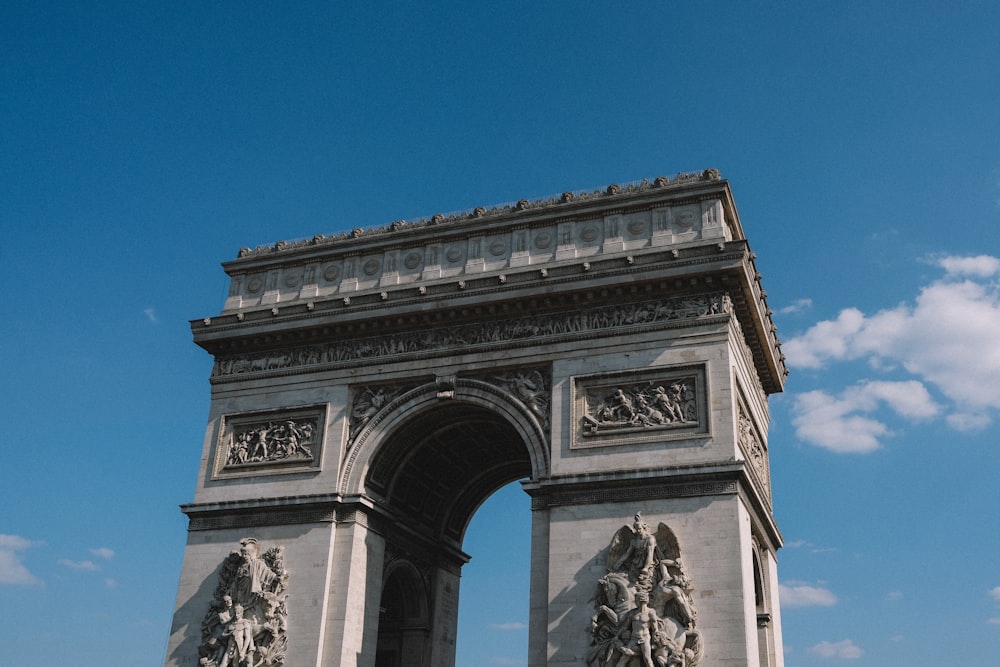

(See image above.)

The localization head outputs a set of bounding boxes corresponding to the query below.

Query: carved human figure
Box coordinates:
[199,595,234,665]
[613,513,657,582]
[654,575,695,628]
[249,429,269,461]
[219,605,255,667]
[651,627,684,667]
[229,538,277,614]
[281,420,312,458]
[635,394,664,425]
[615,592,659,667]
[607,389,636,424]
[652,386,685,423]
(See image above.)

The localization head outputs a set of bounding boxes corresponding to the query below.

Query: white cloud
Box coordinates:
[779,582,838,607]
[791,380,937,452]
[144,307,158,323]
[937,254,1000,278]
[780,298,813,314]
[946,411,992,431]
[989,617,1000,625]
[491,622,527,631]
[0,534,42,586]
[809,639,863,659]
[783,308,866,369]
[90,547,115,560]
[58,559,100,572]
[783,256,1000,447]
[885,590,903,601]
[990,586,1000,602]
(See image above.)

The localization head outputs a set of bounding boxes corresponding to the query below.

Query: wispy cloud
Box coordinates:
[780,581,838,607]
[58,559,100,571]
[989,586,1000,602]
[783,255,1000,450]
[0,534,42,586]
[780,298,813,315]
[144,307,158,323]
[491,622,527,631]
[885,590,903,601]
[809,639,863,659]
[785,539,837,554]
[91,547,115,560]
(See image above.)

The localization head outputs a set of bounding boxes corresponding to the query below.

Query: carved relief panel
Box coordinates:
[572,366,708,449]
[737,395,771,501]
[212,405,326,479]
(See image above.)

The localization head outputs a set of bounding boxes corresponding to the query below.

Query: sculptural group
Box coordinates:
[198,538,289,667]
[590,513,702,667]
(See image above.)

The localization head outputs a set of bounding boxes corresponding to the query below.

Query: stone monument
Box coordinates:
[164,170,787,667]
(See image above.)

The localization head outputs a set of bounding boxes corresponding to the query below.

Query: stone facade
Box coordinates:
[165,170,787,667]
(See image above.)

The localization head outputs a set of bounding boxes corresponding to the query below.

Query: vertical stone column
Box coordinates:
[527,506,551,667]
[322,513,386,667]
[429,567,461,667]
[760,548,784,667]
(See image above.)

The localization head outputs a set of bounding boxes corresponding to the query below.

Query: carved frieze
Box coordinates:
[582,380,696,433]
[572,366,708,449]
[590,513,703,667]
[213,293,731,380]
[214,406,325,479]
[197,538,289,667]
[737,401,770,500]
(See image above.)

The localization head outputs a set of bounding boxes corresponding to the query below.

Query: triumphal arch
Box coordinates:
[165,170,787,667]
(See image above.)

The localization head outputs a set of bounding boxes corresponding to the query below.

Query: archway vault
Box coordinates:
[342,378,549,544]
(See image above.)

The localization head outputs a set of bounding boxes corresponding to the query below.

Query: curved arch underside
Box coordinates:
[366,402,532,544]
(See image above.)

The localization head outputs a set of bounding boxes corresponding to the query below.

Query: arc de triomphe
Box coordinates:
[165,170,787,667]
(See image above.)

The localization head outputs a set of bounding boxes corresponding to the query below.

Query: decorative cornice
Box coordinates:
[182,494,341,531]
[233,170,722,259]
[523,462,744,510]
[193,175,786,392]
[531,478,739,510]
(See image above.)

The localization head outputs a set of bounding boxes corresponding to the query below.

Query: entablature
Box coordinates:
[193,173,786,392]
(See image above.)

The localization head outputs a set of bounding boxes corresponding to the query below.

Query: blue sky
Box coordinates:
[2,2,999,665]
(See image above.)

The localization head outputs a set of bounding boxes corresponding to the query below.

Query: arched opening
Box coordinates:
[455,481,531,667]
[366,399,537,667]
[366,400,534,543]
[752,548,773,667]
[376,563,430,667]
